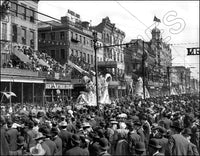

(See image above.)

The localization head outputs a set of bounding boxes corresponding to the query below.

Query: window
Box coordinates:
[51,50,55,58]
[21,28,26,44]
[12,25,17,42]
[83,37,86,45]
[76,50,78,56]
[80,52,82,58]
[60,32,65,40]
[11,2,17,16]
[91,40,93,47]
[41,33,45,40]
[91,55,93,64]
[51,32,55,40]
[83,53,86,61]
[87,54,90,63]
[75,34,78,40]
[61,49,65,59]
[2,23,7,40]
[30,31,34,49]
[79,35,82,43]
[21,4,26,20]
[30,8,35,23]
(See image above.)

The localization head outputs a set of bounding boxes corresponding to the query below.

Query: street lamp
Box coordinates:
[93,31,99,107]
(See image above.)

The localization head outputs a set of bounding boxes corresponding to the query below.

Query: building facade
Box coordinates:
[93,17,126,98]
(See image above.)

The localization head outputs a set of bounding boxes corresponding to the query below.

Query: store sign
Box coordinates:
[187,48,199,55]
[45,82,73,89]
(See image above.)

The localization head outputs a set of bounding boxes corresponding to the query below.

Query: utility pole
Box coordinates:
[93,31,99,107]
[142,40,146,99]
[167,66,171,96]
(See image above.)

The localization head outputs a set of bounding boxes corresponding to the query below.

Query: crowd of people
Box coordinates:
[2,45,71,78]
[69,54,93,79]
[1,93,199,156]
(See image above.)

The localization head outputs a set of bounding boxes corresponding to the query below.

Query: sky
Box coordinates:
[38,1,199,79]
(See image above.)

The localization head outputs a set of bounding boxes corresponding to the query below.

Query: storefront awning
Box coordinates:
[68,60,89,75]
[38,59,50,68]
[12,47,32,63]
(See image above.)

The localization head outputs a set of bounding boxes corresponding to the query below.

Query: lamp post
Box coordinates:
[93,31,99,107]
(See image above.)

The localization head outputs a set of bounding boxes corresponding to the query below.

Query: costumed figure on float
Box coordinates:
[76,73,112,107]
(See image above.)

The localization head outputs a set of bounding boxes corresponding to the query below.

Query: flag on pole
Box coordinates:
[153,16,161,23]
[1,92,17,99]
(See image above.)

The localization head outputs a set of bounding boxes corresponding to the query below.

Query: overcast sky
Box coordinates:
[38,1,199,79]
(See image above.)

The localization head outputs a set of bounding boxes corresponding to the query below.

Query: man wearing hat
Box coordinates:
[58,121,73,154]
[98,138,111,156]
[127,121,141,155]
[148,138,164,156]
[33,132,51,156]
[151,126,168,155]
[166,120,193,156]
[182,128,199,156]
[64,134,89,156]
[9,136,27,155]
[51,127,62,155]
[6,119,19,151]
[42,128,58,155]
[134,142,146,156]
[26,121,37,149]
[1,115,9,155]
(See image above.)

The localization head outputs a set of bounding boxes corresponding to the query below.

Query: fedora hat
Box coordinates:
[30,144,46,156]
[149,138,162,149]
[170,121,183,131]
[135,142,146,152]
[99,138,110,151]
[17,136,25,146]
[35,132,45,140]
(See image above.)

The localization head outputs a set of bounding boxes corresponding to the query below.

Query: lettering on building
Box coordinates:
[187,47,199,55]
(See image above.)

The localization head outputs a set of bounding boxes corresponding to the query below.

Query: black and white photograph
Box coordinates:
[0,0,199,155]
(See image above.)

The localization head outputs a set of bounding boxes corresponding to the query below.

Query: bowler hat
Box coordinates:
[149,138,162,149]
[17,136,25,146]
[182,128,192,136]
[43,128,51,137]
[135,142,146,152]
[71,134,80,144]
[51,127,59,134]
[99,138,109,150]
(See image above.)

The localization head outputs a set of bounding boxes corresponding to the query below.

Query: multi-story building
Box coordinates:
[38,10,100,98]
[0,0,11,66]
[1,1,73,105]
[93,17,126,98]
[124,27,172,97]
[170,66,188,94]
[10,0,39,50]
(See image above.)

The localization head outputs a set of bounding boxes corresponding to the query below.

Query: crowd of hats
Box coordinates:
[1,93,199,155]
[2,45,71,75]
